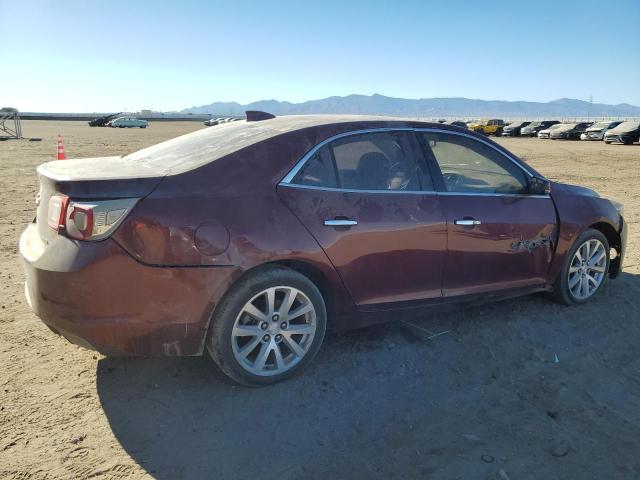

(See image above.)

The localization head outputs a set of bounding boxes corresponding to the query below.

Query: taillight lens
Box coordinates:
[47,195,70,230]
[65,198,139,240]
[48,195,138,241]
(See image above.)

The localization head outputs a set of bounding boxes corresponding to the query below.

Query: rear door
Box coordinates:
[278,130,447,308]
[416,130,557,297]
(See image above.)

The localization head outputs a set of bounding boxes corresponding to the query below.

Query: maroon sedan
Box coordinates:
[20,114,627,385]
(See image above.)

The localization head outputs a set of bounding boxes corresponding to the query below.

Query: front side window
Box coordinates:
[292,131,433,191]
[419,132,529,194]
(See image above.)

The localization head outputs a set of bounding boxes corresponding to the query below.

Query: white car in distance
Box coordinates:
[110,117,149,128]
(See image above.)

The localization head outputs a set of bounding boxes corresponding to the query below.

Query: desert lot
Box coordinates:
[2,120,640,480]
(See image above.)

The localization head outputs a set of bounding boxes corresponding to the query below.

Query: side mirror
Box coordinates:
[530,176,551,195]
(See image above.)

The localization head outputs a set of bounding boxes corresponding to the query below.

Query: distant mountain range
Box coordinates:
[182,94,640,118]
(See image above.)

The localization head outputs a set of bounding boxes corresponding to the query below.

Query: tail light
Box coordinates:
[47,195,70,230]
[47,194,138,241]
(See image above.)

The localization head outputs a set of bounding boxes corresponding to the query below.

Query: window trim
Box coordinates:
[279,127,547,198]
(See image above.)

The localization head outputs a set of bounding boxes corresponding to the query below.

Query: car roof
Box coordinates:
[122,115,446,176]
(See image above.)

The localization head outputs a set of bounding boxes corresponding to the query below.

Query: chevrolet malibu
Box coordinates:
[20,114,627,385]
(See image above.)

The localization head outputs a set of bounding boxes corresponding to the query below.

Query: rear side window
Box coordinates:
[419,132,529,194]
[292,147,337,188]
[292,131,433,192]
[330,131,432,191]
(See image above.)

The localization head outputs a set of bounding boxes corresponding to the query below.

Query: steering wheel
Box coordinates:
[442,172,464,191]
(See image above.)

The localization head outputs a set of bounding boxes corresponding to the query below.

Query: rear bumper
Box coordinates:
[20,223,237,356]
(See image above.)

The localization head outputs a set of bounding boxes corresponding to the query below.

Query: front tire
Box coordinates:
[550,229,609,305]
[206,266,327,386]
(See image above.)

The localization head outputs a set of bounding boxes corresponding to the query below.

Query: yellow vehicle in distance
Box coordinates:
[467,118,505,136]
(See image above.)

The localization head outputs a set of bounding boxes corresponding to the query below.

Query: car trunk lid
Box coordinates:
[35,156,164,243]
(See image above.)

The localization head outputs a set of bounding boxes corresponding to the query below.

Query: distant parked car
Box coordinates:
[521,121,560,137]
[445,120,468,128]
[88,112,123,127]
[468,119,505,136]
[580,121,623,141]
[204,117,225,126]
[110,117,148,128]
[549,123,592,140]
[501,121,531,137]
[604,121,640,145]
[538,124,564,139]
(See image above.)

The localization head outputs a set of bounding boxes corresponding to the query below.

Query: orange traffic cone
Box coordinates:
[56,134,67,160]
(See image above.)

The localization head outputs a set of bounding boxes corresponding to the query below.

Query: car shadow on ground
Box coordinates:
[97,272,640,480]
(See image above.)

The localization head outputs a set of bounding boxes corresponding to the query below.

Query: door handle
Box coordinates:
[454,218,481,226]
[324,218,358,227]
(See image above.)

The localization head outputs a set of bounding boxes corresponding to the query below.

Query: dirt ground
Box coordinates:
[1,121,639,480]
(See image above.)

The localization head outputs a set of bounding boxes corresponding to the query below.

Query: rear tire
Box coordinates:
[495,128,503,137]
[206,266,327,386]
[549,228,609,305]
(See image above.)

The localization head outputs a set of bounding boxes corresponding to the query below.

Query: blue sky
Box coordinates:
[2,0,639,112]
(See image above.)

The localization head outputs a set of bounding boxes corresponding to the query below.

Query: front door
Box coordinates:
[278,130,446,307]
[416,130,557,297]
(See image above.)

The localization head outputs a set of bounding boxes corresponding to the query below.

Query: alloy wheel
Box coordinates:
[231,286,317,376]
[568,239,607,300]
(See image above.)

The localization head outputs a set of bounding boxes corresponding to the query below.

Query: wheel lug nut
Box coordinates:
[262,334,270,342]
[260,322,268,330]
[275,334,282,342]
[281,322,287,329]
[272,314,279,322]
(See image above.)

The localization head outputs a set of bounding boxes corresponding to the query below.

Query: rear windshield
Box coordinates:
[122,121,280,174]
